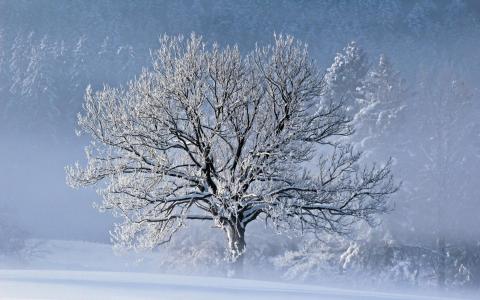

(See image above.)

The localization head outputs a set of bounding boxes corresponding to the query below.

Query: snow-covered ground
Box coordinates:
[0,240,475,300]
[0,269,472,300]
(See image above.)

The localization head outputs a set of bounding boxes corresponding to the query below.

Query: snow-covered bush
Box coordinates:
[152,224,227,276]
[273,227,442,288]
[444,241,480,288]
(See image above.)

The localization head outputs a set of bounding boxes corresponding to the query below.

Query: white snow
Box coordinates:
[0,269,470,300]
[0,240,474,300]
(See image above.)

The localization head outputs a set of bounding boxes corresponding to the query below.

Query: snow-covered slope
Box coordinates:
[0,240,475,300]
[0,269,470,300]
[0,239,162,272]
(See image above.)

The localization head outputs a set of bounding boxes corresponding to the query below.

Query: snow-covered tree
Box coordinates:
[274,50,411,286]
[323,45,406,160]
[422,77,476,288]
[354,54,406,154]
[398,66,480,288]
[70,35,90,91]
[66,34,397,275]
[0,205,27,256]
[323,41,369,119]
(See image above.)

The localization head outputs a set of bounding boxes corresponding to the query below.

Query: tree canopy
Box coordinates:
[66,34,396,269]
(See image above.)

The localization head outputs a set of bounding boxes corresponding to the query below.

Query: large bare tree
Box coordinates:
[66,34,396,272]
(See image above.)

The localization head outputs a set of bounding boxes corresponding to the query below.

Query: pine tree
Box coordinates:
[323,41,369,119]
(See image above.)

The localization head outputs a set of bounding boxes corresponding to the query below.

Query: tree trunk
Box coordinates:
[225,222,246,277]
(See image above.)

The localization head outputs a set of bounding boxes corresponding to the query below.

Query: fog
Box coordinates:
[0,0,479,292]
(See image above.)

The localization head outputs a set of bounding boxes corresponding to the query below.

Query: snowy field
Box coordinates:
[0,240,475,300]
[0,269,472,300]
